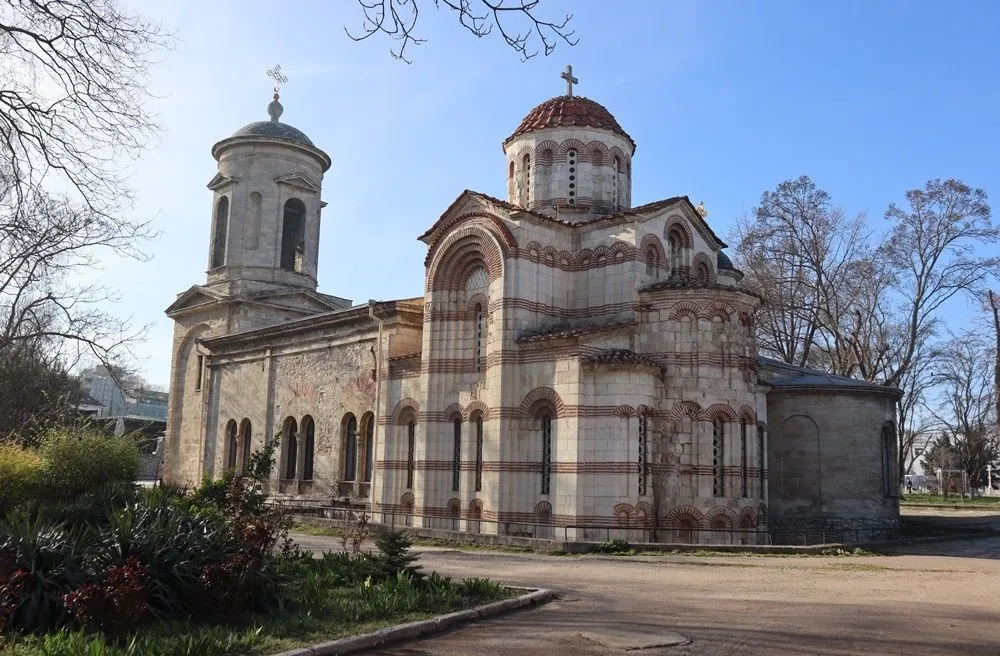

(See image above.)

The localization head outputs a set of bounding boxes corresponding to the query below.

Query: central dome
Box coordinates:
[504,95,635,152]
[231,120,315,147]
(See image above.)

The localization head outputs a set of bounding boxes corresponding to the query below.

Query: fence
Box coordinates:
[278,502,897,546]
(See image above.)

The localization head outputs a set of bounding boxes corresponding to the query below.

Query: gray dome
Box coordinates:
[231,120,315,147]
[717,250,736,271]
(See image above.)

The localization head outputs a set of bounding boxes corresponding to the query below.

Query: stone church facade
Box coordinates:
[164,80,901,543]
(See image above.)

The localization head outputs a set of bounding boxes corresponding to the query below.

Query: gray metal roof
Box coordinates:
[757,357,902,398]
[231,120,315,147]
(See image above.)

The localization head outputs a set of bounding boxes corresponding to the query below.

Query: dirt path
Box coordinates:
[292,532,1000,656]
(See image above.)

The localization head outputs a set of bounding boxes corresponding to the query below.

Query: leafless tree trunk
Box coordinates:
[348,0,576,62]
[988,290,1000,431]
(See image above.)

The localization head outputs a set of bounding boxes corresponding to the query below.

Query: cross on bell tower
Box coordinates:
[266,64,288,122]
[561,65,578,97]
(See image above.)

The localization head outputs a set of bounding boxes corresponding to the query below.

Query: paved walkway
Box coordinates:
[292,531,1000,656]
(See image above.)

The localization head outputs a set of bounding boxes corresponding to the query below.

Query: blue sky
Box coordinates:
[114,0,1000,385]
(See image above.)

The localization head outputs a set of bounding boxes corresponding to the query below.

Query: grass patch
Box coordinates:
[902,494,1000,506]
[292,523,345,538]
[825,562,893,572]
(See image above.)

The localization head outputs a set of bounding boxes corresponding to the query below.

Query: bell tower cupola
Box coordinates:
[502,66,636,221]
[204,67,332,297]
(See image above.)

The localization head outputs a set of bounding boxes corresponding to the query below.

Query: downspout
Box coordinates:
[368,300,386,520]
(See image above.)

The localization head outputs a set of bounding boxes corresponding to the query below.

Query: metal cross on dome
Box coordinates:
[561,65,578,97]
[266,64,288,95]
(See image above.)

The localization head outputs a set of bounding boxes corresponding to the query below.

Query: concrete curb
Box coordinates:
[270,587,553,656]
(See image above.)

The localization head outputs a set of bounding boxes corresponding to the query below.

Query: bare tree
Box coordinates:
[732,176,871,371]
[927,331,999,487]
[0,0,169,419]
[879,179,999,388]
[348,0,576,63]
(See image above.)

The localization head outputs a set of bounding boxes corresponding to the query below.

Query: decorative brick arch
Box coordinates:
[613,404,636,418]
[614,502,635,526]
[442,403,463,421]
[400,492,415,509]
[463,400,489,421]
[738,405,758,426]
[739,507,758,529]
[609,146,630,171]
[534,500,553,516]
[575,248,594,266]
[525,241,542,257]
[668,301,701,321]
[534,140,559,164]
[635,501,653,527]
[692,252,716,284]
[610,240,631,260]
[541,245,558,261]
[555,138,586,158]
[466,292,488,313]
[663,216,694,249]
[583,140,611,163]
[668,400,703,421]
[706,506,738,529]
[702,301,733,321]
[424,212,516,264]
[640,233,666,262]
[635,404,655,417]
[390,398,420,424]
[520,387,564,418]
[665,505,704,528]
[447,498,462,516]
[702,404,739,422]
[427,227,507,292]
[469,497,484,511]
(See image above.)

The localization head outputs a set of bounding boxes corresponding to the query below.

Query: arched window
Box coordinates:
[508,160,515,180]
[225,420,238,470]
[302,416,315,481]
[239,419,252,474]
[613,156,621,208]
[474,304,484,373]
[211,197,229,269]
[712,419,725,497]
[519,153,531,206]
[406,420,416,489]
[758,425,766,498]
[474,413,484,492]
[539,411,552,495]
[740,422,749,498]
[645,246,660,278]
[342,414,357,481]
[668,232,681,276]
[452,417,462,492]
[638,415,648,496]
[566,149,577,206]
[362,412,375,483]
[283,417,298,480]
[697,261,710,284]
[280,198,306,272]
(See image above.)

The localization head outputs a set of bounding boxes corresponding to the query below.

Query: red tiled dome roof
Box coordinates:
[504,96,635,151]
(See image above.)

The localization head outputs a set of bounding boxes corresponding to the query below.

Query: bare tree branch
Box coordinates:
[346,0,576,63]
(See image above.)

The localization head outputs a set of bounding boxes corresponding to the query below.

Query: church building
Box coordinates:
[164,69,901,543]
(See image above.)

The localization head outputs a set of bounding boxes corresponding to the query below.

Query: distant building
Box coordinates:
[79,366,168,421]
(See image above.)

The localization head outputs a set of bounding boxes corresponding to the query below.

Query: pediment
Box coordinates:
[274,173,321,194]
[165,286,221,316]
[206,173,239,191]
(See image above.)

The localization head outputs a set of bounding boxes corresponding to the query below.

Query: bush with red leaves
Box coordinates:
[62,556,151,636]
[0,568,28,631]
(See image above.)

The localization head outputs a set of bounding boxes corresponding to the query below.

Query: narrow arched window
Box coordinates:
[645,246,659,278]
[363,413,375,483]
[741,422,749,498]
[239,419,252,475]
[508,160,515,180]
[280,198,306,272]
[284,417,298,480]
[638,415,648,496]
[302,416,315,481]
[539,412,552,494]
[668,233,681,276]
[343,414,357,481]
[474,304,484,373]
[519,153,531,206]
[225,420,238,470]
[211,197,229,269]
[567,149,577,206]
[474,414,484,492]
[406,420,416,489]
[712,419,725,497]
[697,262,710,285]
[452,418,462,492]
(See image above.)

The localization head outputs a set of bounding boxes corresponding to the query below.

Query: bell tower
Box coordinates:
[204,66,332,298]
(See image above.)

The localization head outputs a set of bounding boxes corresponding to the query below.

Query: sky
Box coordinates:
[104,0,1000,386]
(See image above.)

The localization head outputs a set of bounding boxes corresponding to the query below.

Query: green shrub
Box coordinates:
[0,444,45,512]
[41,431,139,500]
[592,538,631,554]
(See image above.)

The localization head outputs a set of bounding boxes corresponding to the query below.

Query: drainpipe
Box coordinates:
[368,300,386,521]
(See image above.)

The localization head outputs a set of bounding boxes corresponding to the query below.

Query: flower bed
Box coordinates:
[0,438,510,656]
